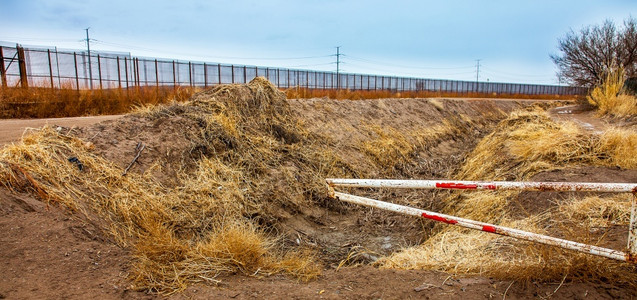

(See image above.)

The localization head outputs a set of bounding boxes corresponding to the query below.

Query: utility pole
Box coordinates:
[86,27,93,89]
[475,59,481,83]
[336,46,341,89]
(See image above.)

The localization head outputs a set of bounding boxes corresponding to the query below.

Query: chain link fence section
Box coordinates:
[0,44,587,95]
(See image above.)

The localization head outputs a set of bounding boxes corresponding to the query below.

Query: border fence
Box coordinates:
[0,44,587,96]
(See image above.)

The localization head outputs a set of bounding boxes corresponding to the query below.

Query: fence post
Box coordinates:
[172,60,177,88]
[116,57,122,89]
[218,64,222,85]
[73,52,80,90]
[97,54,103,89]
[203,62,208,88]
[243,65,247,83]
[47,49,54,88]
[231,65,235,84]
[188,61,193,87]
[124,57,129,89]
[134,58,139,88]
[155,59,159,87]
[277,68,280,88]
[17,45,28,88]
[0,47,6,88]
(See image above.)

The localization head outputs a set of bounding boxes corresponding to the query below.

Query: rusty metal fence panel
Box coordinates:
[0,44,589,95]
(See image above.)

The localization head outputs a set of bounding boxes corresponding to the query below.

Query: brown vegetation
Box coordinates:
[379,108,637,286]
[285,87,577,101]
[1,77,634,297]
[0,85,197,119]
[587,69,637,118]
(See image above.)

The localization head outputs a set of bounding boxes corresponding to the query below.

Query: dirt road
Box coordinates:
[0,115,122,147]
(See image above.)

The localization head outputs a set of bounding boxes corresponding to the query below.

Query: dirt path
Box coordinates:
[0,115,122,147]
[548,104,608,133]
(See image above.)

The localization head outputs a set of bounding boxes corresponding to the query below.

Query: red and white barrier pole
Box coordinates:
[326,178,637,193]
[332,191,636,263]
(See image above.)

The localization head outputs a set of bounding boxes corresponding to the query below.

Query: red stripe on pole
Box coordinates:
[436,183,477,189]
[482,225,497,233]
[422,213,458,225]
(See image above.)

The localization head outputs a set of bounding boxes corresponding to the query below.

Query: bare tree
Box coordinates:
[551,17,637,87]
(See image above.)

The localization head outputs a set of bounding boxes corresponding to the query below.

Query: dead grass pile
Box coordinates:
[587,69,637,117]
[378,107,637,286]
[0,77,351,294]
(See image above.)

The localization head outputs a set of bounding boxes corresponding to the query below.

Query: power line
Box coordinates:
[336,46,341,89]
[343,54,474,70]
[475,59,481,82]
[85,28,93,89]
[90,39,332,61]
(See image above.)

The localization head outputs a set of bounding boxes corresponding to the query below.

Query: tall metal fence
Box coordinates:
[0,44,587,95]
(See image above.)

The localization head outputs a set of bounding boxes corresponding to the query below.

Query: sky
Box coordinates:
[0,0,635,85]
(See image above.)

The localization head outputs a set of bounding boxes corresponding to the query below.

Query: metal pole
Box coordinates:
[188,61,193,87]
[327,178,637,193]
[203,63,208,88]
[97,54,102,89]
[116,57,121,89]
[231,65,235,84]
[332,191,633,263]
[47,49,54,88]
[218,64,222,85]
[155,59,159,87]
[73,52,79,90]
[17,45,28,88]
[0,46,6,88]
[85,28,93,89]
[243,65,247,83]
[124,57,129,88]
[630,194,637,257]
[336,46,340,90]
[172,60,177,87]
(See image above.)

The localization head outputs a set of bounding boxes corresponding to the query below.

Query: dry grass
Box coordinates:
[0,78,346,294]
[559,194,632,228]
[378,107,637,286]
[285,87,580,101]
[359,121,464,171]
[0,84,197,118]
[587,69,637,117]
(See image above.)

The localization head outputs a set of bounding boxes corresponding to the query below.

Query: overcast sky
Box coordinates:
[1,0,635,84]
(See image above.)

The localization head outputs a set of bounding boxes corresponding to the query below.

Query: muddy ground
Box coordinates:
[1,98,635,299]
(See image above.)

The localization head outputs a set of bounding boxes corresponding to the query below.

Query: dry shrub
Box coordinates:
[597,127,637,169]
[587,69,637,117]
[284,87,579,101]
[0,85,197,118]
[378,108,637,286]
[0,77,342,294]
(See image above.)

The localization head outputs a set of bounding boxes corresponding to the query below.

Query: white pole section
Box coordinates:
[326,178,637,193]
[629,195,637,257]
[333,191,635,263]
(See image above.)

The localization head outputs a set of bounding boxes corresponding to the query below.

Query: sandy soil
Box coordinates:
[0,115,122,147]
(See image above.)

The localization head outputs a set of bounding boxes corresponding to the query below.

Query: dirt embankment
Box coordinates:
[1,82,634,299]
